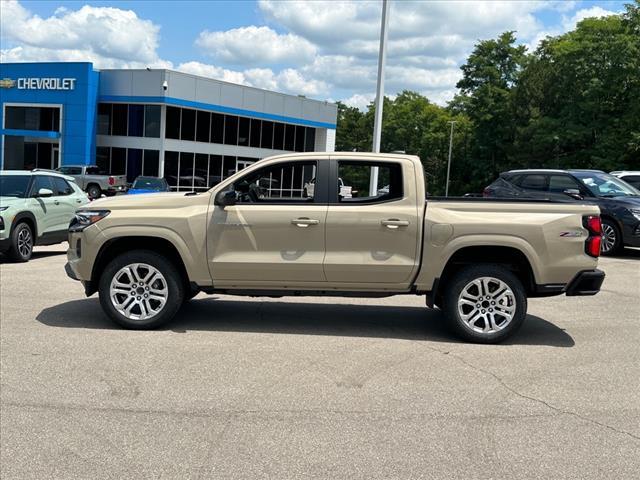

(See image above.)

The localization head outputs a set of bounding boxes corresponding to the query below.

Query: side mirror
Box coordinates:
[563,188,583,200]
[214,189,236,208]
[35,188,54,198]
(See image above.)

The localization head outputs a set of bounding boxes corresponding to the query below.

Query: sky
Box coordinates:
[0,0,628,109]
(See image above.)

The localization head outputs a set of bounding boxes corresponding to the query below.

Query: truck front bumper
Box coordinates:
[565,269,605,296]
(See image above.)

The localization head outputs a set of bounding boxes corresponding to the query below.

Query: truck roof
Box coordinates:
[505,169,605,174]
[265,151,421,162]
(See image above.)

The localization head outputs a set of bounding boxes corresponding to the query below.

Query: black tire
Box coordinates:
[98,249,185,329]
[183,287,200,303]
[442,265,527,344]
[8,222,33,262]
[600,219,621,256]
[87,184,102,200]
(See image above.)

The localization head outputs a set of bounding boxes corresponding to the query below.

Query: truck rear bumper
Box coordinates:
[564,269,605,296]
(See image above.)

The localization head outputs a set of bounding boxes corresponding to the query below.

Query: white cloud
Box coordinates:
[195,26,316,66]
[562,6,619,30]
[0,0,166,67]
[342,93,375,111]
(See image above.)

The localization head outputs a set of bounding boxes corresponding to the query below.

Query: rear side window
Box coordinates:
[86,166,105,175]
[519,175,547,191]
[337,161,403,203]
[52,177,74,196]
[549,175,580,193]
[59,166,82,175]
[622,175,640,189]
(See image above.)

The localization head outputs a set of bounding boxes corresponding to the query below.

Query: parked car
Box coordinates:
[65,153,605,343]
[56,165,127,199]
[484,169,640,254]
[128,176,170,195]
[0,170,89,261]
[304,177,352,198]
[610,171,640,190]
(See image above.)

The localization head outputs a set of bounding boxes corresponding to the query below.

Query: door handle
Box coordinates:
[54,200,60,205]
[292,218,319,228]
[381,219,410,229]
[76,199,83,203]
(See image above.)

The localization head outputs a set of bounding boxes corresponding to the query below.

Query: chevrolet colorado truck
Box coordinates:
[65,153,605,343]
[56,165,127,199]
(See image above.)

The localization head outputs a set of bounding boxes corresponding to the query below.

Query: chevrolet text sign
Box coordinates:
[16,78,76,90]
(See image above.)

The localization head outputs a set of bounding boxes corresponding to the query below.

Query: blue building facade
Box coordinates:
[0,62,99,169]
[0,62,337,192]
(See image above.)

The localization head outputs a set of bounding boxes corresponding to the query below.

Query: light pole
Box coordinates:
[369,0,390,196]
[445,120,456,197]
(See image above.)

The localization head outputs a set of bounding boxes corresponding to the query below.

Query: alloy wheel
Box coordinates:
[601,223,616,254]
[457,277,516,334]
[17,227,32,258]
[109,263,168,321]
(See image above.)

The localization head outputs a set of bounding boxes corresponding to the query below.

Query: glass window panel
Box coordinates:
[52,176,74,196]
[110,147,127,175]
[234,161,317,202]
[209,155,223,186]
[144,105,161,138]
[143,150,160,176]
[39,108,54,131]
[96,147,110,173]
[273,122,284,150]
[165,106,181,139]
[164,151,179,189]
[128,104,144,137]
[295,126,305,152]
[305,127,316,152]
[249,119,261,148]
[98,103,111,135]
[261,121,273,149]
[29,175,54,196]
[111,104,128,136]
[238,117,250,147]
[179,152,195,190]
[52,108,60,132]
[181,108,196,141]
[126,148,143,183]
[196,111,210,143]
[211,113,224,144]
[36,143,51,169]
[224,115,238,145]
[337,161,403,202]
[284,124,295,151]
[223,156,236,178]
[194,153,209,190]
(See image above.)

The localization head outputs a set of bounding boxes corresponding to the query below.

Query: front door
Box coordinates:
[323,158,421,285]
[26,175,60,236]
[208,158,327,285]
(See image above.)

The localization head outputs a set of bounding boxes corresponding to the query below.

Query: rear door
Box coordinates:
[51,176,85,231]
[208,158,328,285]
[323,156,421,285]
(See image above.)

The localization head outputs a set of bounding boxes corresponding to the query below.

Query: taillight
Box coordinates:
[583,215,602,258]
[108,176,115,186]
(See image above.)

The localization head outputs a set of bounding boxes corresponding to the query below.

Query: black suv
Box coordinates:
[484,169,640,255]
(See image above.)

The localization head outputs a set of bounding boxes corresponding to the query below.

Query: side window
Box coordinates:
[52,177,74,196]
[59,166,82,175]
[234,161,317,203]
[30,176,54,196]
[519,174,547,191]
[622,176,640,189]
[337,161,403,203]
[548,175,581,193]
[86,166,105,175]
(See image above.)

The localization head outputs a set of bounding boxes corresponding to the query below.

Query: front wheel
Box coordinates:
[86,184,102,200]
[442,265,527,344]
[8,222,33,262]
[98,250,185,329]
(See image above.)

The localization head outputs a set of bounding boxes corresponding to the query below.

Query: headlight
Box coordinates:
[69,210,110,232]
[630,208,640,222]
[0,206,9,212]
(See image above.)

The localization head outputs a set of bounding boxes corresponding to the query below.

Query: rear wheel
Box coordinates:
[87,184,102,200]
[600,219,621,255]
[98,250,184,329]
[443,265,527,343]
[8,222,33,262]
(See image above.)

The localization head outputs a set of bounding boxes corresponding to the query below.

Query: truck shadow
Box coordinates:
[36,297,574,347]
[0,250,66,264]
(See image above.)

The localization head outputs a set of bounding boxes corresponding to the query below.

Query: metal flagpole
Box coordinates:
[445,120,456,197]
[370,0,390,196]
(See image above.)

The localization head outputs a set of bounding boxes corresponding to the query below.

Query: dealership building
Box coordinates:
[0,62,337,190]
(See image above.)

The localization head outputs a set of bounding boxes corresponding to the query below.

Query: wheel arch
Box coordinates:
[11,211,38,239]
[90,236,190,296]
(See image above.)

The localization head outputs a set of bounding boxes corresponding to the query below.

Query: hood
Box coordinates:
[0,196,26,210]
[84,191,210,210]
[598,196,640,208]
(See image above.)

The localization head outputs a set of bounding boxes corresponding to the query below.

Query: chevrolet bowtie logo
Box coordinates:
[0,78,16,88]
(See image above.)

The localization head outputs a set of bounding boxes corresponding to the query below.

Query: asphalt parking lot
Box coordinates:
[1,245,639,479]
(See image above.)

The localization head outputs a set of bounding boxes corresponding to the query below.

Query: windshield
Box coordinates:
[0,175,31,198]
[572,172,640,197]
[132,177,165,190]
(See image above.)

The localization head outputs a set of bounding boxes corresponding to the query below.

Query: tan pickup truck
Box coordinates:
[65,153,605,343]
